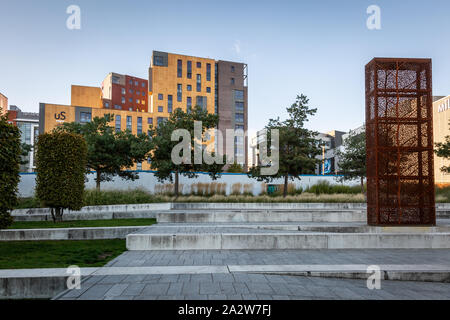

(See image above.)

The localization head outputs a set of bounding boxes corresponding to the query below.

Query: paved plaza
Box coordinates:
[55,249,450,300]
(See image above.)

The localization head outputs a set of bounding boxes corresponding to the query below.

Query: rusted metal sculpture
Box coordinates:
[365,58,435,225]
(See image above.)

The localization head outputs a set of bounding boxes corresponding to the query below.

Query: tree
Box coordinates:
[248,94,321,197]
[149,106,225,198]
[435,121,450,174]
[336,128,366,193]
[35,131,87,222]
[227,162,244,173]
[0,110,21,229]
[57,114,153,191]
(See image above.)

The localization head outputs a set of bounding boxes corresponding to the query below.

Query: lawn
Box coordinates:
[0,239,126,269]
[8,218,156,229]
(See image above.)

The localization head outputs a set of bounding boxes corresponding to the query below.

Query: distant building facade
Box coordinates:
[38,50,248,170]
[0,92,7,115]
[7,105,40,172]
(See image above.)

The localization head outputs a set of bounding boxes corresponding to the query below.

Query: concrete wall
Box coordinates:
[18,171,358,198]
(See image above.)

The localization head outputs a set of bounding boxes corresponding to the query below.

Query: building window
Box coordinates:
[122,97,125,104]
[129,89,133,94]
[177,84,182,102]
[187,97,192,113]
[168,95,173,113]
[137,91,140,95]
[114,105,121,110]
[126,116,132,131]
[147,157,152,164]
[137,117,142,135]
[206,87,211,93]
[129,80,133,85]
[235,101,244,112]
[231,78,235,85]
[142,82,146,88]
[142,91,145,96]
[197,62,201,68]
[235,124,244,130]
[104,102,109,108]
[158,93,163,100]
[235,113,244,123]
[231,65,235,73]
[79,112,91,123]
[154,55,164,66]
[157,117,167,126]
[136,162,142,170]
[112,76,120,84]
[121,88,126,95]
[187,84,192,91]
[196,74,201,92]
[148,117,153,125]
[196,96,207,110]
[136,99,140,104]
[187,61,192,79]
[206,63,211,81]
[234,90,244,101]
[129,98,132,103]
[177,59,182,78]
[115,115,121,132]
[135,81,138,86]
[158,106,163,113]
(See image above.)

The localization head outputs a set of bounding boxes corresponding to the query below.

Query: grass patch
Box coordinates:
[8,218,156,229]
[0,239,126,269]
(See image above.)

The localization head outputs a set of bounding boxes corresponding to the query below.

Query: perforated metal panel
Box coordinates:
[365,58,436,225]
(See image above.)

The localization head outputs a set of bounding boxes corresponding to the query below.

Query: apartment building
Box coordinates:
[149,51,248,168]
[7,105,40,172]
[101,73,148,112]
[39,50,248,170]
[0,92,7,115]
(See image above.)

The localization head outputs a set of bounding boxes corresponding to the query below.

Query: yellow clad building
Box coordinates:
[433,95,450,185]
[39,51,249,170]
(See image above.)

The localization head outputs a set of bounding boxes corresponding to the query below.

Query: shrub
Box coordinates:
[305,180,362,195]
[0,111,21,229]
[35,131,87,222]
[227,162,244,173]
[231,183,242,195]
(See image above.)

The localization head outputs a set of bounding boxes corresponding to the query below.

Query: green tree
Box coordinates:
[248,94,321,197]
[0,110,21,228]
[57,114,153,191]
[149,106,225,198]
[435,121,450,174]
[336,128,366,193]
[35,131,87,222]
[227,162,244,173]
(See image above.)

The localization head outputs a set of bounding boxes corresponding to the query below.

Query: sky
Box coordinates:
[1,0,450,135]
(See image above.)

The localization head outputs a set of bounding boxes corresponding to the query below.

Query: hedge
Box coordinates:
[35,131,87,222]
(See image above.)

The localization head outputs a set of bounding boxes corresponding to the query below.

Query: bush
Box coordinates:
[35,131,87,222]
[305,180,362,195]
[0,112,21,229]
[83,189,161,206]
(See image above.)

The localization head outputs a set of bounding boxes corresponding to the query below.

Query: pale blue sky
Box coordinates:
[1,0,450,134]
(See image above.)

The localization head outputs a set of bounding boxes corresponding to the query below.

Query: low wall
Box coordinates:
[18,171,358,198]
[0,226,144,241]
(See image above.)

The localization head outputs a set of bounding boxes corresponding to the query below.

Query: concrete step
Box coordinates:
[157,210,367,223]
[126,229,450,251]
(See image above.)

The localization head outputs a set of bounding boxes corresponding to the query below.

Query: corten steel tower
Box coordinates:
[365,58,436,225]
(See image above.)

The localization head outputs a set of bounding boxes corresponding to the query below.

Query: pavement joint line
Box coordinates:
[2,264,450,278]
